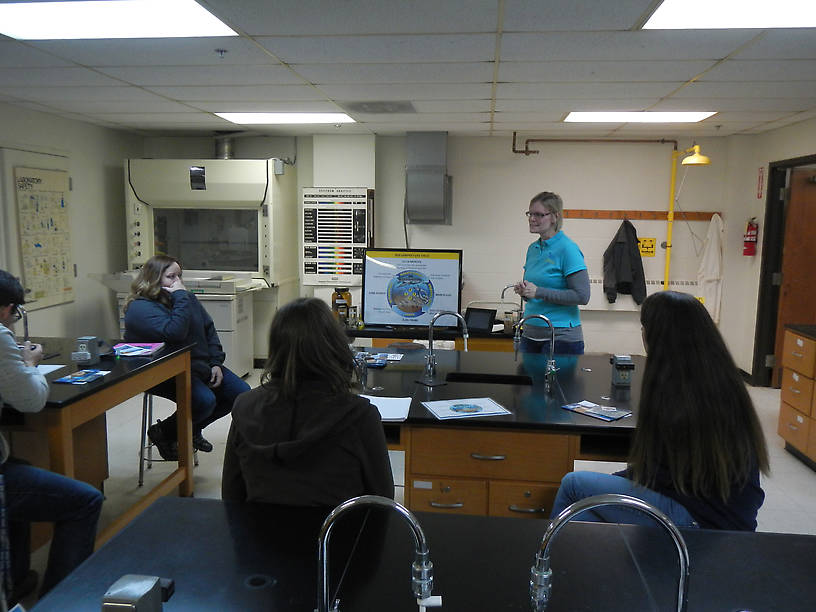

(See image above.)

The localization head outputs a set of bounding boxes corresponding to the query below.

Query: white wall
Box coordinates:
[0,102,143,338]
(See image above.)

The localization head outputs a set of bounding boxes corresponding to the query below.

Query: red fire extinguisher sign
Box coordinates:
[744,218,758,256]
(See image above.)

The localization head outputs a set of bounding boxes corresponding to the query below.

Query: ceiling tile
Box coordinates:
[673,81,816,98]
[0,66,123,87]
[502,0,656,31]
[0,41,73,67]
[142,84,325,101]
[350,112,490,123]
[256,34,496,63]
[499,60,714,82]
[497,82,682,99]
[96,64,303,86]
[701,59,816,81]
[203,0,498,35]
[495,98,659,111]
[27,38,273,67]
[0,85,171,102]
[412,100,492,112]
[44,99,200,113]
[319,83,492,101]
[651,98,816,112]
[733,29,816,60]
[188,101,343,113]
[293,62,493,84]
[502,31,759,62]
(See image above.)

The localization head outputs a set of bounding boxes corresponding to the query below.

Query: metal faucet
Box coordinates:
[317,495,434,612]
[530,493,690,612]
[514,314,557,391]
[353,352,383,392]
[501,284,523,314]
[16,304,29,342]
[419,310,468,386]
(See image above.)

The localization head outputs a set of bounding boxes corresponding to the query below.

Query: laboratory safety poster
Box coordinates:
[14,166,74,309]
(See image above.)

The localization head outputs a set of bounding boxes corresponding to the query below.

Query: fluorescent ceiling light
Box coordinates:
[217,113,356,125]
[0,0,237,40]
[565,111,716,123]
[643,0,816,29]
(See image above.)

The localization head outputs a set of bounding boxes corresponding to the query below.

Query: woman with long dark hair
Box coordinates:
[221,297,394,505]
[550,290,769,530]
[124,254,249,460]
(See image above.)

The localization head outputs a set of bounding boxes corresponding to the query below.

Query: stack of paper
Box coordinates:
[361,394,411,422]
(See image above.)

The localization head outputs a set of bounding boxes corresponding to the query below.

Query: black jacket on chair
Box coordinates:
[603,219,646,305]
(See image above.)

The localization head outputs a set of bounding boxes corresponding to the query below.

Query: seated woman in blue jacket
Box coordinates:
[550,291,769,531]
[124,254,249,460]
[221,297,394,505]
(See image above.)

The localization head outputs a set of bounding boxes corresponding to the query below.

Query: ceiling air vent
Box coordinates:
[339,101,416,114]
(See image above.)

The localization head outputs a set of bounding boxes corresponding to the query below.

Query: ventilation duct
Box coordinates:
[215,135,233,159]
[405,132,452,225]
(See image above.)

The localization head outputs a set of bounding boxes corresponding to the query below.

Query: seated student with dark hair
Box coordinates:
[0,269,103,604]
[222,297,394,505]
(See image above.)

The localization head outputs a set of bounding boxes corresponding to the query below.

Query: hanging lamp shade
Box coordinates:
[681,144,710,166]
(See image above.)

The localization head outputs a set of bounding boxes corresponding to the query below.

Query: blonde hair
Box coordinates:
[124,254,180,312]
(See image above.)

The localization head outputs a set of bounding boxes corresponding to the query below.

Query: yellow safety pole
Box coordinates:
[663,149,680,290]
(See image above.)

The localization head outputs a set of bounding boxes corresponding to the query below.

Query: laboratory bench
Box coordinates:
[777,324,816,471]
[34,496,816,611]
[352,347,637,519]
[348,325,516,351]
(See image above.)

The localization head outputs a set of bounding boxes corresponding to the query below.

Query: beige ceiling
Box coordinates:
[1,0,815,138]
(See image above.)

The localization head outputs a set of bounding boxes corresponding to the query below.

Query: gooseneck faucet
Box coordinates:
[419,311,468,386]
[317,495,435,612]
[514,314,557,391]
[16,305,29,343]
[530,494,690,612]
[501,283,523,314]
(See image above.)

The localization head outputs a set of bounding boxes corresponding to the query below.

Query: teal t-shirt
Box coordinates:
[522,231,587,328]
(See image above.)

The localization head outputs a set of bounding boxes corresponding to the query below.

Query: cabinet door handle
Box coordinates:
[508,505,547,514]
[470,453,507,461]
[787,424,799,431]
[789,387,801,394]
[429,501,464,509]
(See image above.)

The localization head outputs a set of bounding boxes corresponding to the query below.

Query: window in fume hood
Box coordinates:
[155,208,259,272]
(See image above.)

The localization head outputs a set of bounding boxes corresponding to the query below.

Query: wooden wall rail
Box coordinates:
[564,210,718,221]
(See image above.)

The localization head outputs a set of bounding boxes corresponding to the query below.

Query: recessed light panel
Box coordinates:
[565,111,716,123]
[0,0,237,40]
[643,0,816,29]
[217,113,356,125]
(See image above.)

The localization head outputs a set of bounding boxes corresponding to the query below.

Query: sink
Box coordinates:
[445,372,532,385]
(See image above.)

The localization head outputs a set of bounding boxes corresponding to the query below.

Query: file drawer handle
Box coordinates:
[790,387,801,394]
[508,505,547,514]
[471,453,507,461]
[429,501,464,509]
[791,351,804,358]
[787,424,799,431]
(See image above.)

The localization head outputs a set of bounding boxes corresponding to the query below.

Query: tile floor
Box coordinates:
[22,374,816,608]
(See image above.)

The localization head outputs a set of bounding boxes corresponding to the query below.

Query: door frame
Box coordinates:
[750,152,816,386]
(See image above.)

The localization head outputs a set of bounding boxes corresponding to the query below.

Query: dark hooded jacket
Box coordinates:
[602,219,646,305]
[221,384,394,505]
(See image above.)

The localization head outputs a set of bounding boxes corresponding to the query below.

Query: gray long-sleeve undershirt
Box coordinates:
[533,268,590,305]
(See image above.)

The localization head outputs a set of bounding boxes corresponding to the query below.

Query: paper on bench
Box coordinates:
[361,394,411,422]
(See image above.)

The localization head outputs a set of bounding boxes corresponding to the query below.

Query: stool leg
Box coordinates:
[138,393,149,487]
[146,395,153,467]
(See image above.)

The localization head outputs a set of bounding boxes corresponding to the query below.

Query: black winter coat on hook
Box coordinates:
[602,219,646,305]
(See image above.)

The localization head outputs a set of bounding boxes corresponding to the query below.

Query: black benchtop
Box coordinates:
[35,497,816,611]
[357,347,639,437]
[786,324,816,341]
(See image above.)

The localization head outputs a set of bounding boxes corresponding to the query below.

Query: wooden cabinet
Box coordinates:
[407,426,572,519]
[778,329,816,465]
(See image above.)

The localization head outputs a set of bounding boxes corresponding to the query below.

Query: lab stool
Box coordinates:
[138,393,198,487]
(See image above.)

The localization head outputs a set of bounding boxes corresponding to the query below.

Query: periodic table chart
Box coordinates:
[14,166,74,309]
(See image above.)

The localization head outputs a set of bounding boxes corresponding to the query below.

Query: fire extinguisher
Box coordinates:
[743,218,758,256]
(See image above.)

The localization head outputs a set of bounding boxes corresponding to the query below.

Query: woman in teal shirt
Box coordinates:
[514,191,590,354]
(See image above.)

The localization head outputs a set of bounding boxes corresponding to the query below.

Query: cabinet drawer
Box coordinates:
[410,478,487,515]
[489,482,558,519]
[411,427,571,481]
[780,368,815,414]
[778,402,810,451]
[782,331,816,378]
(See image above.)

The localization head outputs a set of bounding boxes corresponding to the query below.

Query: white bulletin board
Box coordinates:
[14,166,74,309]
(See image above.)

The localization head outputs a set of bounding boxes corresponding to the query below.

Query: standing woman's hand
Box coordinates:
[515,280,538,300]
[209,365,223,388]
[165,276,186,293]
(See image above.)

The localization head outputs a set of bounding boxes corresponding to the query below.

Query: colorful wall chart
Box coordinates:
[14,167,74,309]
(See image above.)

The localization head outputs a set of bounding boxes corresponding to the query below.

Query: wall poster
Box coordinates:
[14,166,74,309]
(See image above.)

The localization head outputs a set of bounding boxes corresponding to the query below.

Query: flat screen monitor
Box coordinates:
[362,248,463,327]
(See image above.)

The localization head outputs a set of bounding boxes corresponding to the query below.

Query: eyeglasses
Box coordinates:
[525,211,553,220]
[13,304,24,321]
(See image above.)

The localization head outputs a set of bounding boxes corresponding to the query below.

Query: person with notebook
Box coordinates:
[549,291,769,531]
[0,269,103,603]
[514,191,590,354]
[222,297,394,505]
[123,255,249,460]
